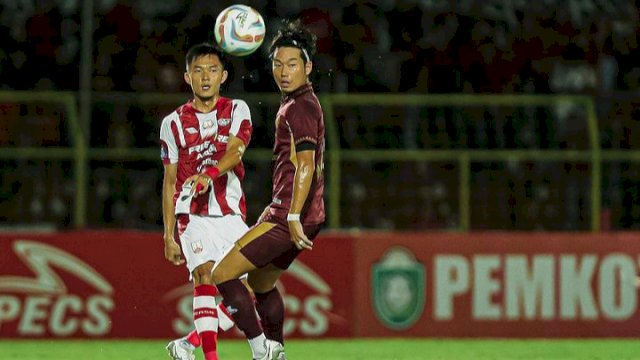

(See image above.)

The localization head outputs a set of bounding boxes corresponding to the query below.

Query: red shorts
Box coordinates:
[236,213,322,270]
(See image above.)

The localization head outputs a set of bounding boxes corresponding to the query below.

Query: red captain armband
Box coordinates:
[203,167,220,180]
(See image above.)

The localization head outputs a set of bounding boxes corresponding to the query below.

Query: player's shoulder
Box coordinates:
[162,101,193,122]
[227,98,251,119]
[213,96,247,109]
[295,86,320,106]
[288,94,321,117]
[228,97,249,109]
[160,109,180,127]
[300,92,321,108]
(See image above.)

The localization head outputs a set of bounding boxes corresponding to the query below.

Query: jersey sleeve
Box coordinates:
[286,99,320,147]
[159,113,179,164]
[230,99,252,146]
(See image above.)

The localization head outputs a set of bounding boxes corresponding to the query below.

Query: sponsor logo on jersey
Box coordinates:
[372,247,425,330]
[188,141,214,155]
[185,127,198,134]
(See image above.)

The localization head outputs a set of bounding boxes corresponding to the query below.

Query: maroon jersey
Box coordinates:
[269,84,325,225]
[160,98,252,218]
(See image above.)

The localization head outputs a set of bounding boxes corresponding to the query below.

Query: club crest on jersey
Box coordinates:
[191,241,203,254]
[202,119,215,129]
[217,118,231,127]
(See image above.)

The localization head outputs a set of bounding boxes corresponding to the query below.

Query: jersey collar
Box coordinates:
[281,83,313,103]
[183,97,221,114]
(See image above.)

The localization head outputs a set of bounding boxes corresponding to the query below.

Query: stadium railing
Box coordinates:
[0,91,614,231]
[0,91,87,228]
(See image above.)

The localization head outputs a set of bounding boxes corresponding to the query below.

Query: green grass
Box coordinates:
[3,339,640,359]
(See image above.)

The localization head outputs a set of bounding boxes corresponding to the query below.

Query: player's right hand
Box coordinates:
[257,206,270,223]
[163,236,184,266]
[184,174,211,198]
[288,220,313,251]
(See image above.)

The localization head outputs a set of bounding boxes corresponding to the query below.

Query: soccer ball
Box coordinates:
[214,5,265,56]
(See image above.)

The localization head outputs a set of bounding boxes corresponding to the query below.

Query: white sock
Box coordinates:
[217,303,235,331]
[248,333,267,358]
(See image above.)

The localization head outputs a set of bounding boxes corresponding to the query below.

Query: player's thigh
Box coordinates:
[177,214,232,276]
[216,214,250,247]
[270,223,324,270]
[212,245,257,284]
[236,220,291,269]
[213,214,250,262]
[247,264,284,293]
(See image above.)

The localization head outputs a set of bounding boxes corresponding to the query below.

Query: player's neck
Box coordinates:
[192,95,220,113]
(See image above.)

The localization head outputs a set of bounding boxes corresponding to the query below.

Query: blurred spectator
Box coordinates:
[1,0,637,95]
[2,0,640,231]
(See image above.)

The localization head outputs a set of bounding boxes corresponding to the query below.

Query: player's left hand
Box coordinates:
[164,236,184,266]
[288,220,313,250]
[184,174,211,198]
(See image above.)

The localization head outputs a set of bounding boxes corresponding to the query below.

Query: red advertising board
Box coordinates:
[353,232,640,337]
[3,230,640,338]
[0,230,353,339]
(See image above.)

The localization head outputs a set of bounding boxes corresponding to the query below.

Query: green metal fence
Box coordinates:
[0,91,613,230]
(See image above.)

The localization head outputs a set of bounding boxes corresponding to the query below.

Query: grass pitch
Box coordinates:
[3,338,640,359]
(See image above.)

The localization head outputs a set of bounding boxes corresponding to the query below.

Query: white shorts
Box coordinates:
[177,214,249,276]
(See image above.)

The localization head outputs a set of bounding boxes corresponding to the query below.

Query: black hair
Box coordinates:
[185,43,229,71]
[268,19,317,64]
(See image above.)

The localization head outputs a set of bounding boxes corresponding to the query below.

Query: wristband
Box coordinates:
[203,167,220,179]
[287,213,301,221]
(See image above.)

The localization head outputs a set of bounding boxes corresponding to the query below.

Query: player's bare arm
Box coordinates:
[289,149,316,250]
[186,134,247,197]
[162,163,184,266]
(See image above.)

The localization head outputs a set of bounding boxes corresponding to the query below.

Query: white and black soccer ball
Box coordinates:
[214,4,266,56]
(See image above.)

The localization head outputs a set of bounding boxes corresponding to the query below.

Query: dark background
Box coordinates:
[0,0,639,231]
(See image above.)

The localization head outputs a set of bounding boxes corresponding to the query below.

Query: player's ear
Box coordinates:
[184,72,191,86]
[305,61,312,76]
[221,70,228,84]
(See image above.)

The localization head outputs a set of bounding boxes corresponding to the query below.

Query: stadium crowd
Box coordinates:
[0,0,639,231]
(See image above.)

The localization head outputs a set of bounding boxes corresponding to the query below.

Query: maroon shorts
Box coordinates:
[237,213,322,270]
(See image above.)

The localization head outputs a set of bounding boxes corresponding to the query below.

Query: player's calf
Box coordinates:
[193,284,219,360]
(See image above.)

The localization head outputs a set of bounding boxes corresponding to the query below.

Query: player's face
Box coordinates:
[184,54,228,100]
[272,46,312,93]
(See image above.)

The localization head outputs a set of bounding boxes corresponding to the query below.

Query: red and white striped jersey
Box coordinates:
[160,97,252,219]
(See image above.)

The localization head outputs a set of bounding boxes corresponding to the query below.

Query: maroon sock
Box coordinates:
[255,288,284,344]
[217,279,263,339]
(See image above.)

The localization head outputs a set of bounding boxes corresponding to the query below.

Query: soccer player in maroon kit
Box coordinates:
[160,43,253,360]
[208,21,324,360]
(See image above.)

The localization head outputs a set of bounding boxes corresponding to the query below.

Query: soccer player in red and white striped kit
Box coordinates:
[160,43,253,360]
